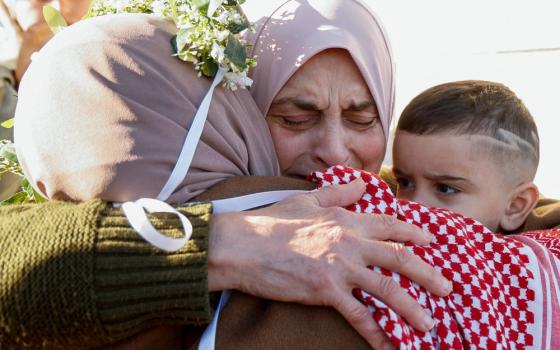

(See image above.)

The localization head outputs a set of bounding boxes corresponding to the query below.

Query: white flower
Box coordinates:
[215,12,229,24]
[114,0,129,12]
[229,12,244,25]
[210,43,225,63]
[216,29,230,42]
[89,0,253,91]
[151,0,166,16]
[224,71,253,90]
[177,4,190,13]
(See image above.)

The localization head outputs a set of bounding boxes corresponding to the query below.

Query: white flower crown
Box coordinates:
[80,0,255,90]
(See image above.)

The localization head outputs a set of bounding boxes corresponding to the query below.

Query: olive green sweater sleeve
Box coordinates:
[0,199,212,349]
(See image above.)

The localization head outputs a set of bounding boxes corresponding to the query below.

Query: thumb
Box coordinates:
[312,178,366,208]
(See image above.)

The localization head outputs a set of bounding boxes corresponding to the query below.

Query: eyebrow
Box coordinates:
[392,168,473,185]
[271,97,319,111]
[271,97,378,112]
[425,174,472,184]
[346,100,378,112]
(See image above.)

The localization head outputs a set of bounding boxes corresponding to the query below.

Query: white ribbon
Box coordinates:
[211,189,313,213]
[198,290,232,350]
[121,198,193,252]
[157,69,225,201]
[121,70,224,252]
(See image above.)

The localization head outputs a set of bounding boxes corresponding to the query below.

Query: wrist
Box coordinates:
[208,211,244,291]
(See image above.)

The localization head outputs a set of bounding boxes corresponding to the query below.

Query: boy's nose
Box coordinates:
[409,190,438,209]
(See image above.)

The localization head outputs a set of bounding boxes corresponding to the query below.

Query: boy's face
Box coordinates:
[392,131,511,231]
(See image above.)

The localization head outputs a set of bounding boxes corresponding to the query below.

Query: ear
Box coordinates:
[499,182,539,231]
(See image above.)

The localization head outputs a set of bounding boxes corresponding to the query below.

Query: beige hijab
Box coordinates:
[14,14,279,203]
[243,0,396,139]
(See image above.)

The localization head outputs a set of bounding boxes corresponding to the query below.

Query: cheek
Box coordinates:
[447,198,497,229]
[267,122,308,170]
[352,127,386,172]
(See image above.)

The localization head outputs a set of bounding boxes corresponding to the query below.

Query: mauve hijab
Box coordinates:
[15,14,279,203]
[242,0,395,139]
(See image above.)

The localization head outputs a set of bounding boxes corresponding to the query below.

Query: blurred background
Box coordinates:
[367,0,560,198]
[2,0,560,197]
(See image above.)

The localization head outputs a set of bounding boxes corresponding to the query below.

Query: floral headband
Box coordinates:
[47,0,255,90]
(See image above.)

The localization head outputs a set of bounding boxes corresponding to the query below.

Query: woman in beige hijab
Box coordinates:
[243,0,395,180]
[15,14,278,204]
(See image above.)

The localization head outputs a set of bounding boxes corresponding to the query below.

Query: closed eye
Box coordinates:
[344,115,379,128]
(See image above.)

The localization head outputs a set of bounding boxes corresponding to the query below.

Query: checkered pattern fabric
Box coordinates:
[519,230,560,260]
[308,166,559,349]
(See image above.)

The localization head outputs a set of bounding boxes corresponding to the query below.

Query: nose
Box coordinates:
[313,125,350,167]
[408,188,438,208]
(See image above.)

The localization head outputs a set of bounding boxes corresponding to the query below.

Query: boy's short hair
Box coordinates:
[397,80,540,180]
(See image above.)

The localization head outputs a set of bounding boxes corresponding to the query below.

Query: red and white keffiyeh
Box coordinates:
[309,166,560,350]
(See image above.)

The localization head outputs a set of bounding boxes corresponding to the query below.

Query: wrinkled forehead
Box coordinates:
[243,0,395,139]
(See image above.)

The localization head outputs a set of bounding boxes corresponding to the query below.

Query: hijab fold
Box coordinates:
[243,0,395,139]
[15,14,279,203]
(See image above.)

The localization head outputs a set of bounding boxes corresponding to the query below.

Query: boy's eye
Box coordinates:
[396,177,413,189]
[436,183,460,195]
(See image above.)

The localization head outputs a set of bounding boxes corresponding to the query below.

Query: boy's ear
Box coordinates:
[499,182,539,232]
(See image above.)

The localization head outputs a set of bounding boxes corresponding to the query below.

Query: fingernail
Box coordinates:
[425,232,434,241]
[444,279,453,294]
[423,313,435,330]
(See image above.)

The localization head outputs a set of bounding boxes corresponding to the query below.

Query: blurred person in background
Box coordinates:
[0,0,89,199]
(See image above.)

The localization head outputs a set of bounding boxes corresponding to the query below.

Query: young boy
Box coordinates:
[311,80,558,348]
[391,80,540,233]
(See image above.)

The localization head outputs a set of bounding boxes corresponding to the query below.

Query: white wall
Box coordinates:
[367,0,560,198]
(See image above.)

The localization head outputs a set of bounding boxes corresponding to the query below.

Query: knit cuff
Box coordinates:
[94,202,213,339]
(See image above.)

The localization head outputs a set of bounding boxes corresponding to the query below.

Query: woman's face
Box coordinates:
[266,49,386,178]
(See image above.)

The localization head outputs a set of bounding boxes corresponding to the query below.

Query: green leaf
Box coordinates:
[191,0,210,14]
[227,20,249,34]
[0,191,28,206]
[1,118,14,129]
[224,34,247,69]
[207,0,224,17]
[175,29,191,52]
[21,178,34,197]
[43,5,68,34]
[170,35,178,54]
[170,0,178,22]
[178,51,198,64]
[0,143,18,163]
[33,189,47,203]
[200,60,218,77]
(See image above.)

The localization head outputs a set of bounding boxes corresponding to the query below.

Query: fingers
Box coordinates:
[372,215,432,246]
[334,293,395,350]
[308,181,433,247]
[311,178,366,208]
[357,213,433,246]
[351,267,436,334]
[357,240,452,297]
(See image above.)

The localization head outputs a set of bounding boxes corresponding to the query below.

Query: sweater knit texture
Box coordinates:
[0,199,212,349]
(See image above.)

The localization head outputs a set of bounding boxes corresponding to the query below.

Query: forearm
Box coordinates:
[0,199,213,349]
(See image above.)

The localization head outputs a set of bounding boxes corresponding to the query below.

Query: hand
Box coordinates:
[208,179,452,350]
